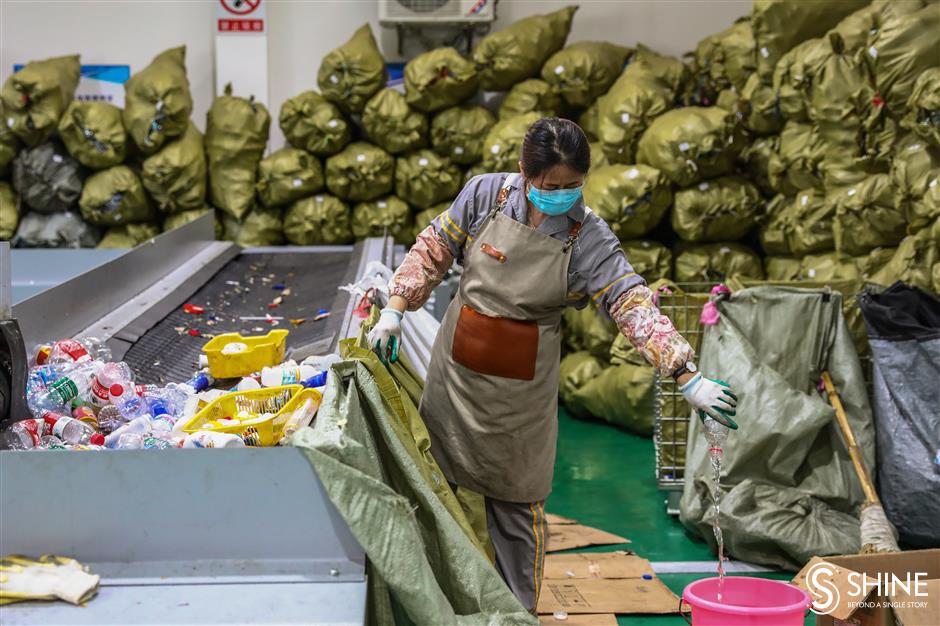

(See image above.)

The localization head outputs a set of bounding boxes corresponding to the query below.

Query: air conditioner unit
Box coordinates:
[379,0,495,24]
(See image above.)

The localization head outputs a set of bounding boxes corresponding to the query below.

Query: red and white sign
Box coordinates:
[217,0,265,35]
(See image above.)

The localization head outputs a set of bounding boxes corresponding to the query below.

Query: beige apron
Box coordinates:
[420,175,581,502]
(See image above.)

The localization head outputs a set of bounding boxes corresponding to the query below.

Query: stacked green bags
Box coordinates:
[411,203,448,241]
[351,196,413,244]
[902,69,940,148]
[284,194,353,245]
[1,55,80,146]
[760,188,834,256]
[621,240,673,282]
[672,176,764,242]
[0,103,20,178]
[97,223,160,249]
[12,142,83,214]
[57,101,126,169]
[79,165,154,226]
[498,79,562,120]
[430,105,495,165]
[394,150,462,209]
[891,134,940,234]
[280,91,351,156]
[675,244,765,282]
[142,122,206,214]
[317,24,387,113]
[830,173,906,256]
[541,42,632,108]
[163,207,222,238]
[326,142,395,202]
[123,47,193,155]
[0,182,17,240]
[222,208,284,247]
[362,89,428,155]
[256,148,324,208]
[404,48,478,113]
[480,112,541,173]
[582,164,672,240]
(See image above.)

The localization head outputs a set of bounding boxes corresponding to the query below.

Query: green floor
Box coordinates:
[547,408,813,625]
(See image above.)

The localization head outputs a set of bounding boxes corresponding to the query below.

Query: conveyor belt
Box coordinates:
[123,250,353,384]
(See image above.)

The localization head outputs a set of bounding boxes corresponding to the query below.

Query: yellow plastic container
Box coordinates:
[201,329,289,379]
[179,385,322,446]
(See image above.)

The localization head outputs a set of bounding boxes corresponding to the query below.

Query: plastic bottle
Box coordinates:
[46,337,111,365]
[301,371,328,389]
[180,371,214,394]
[2,419,48,450]
[70,398,99,429]
[139,385,188,418]
[183,431,246,449]
[260,363,316,387]
[236,376,262,392]
[90,361,134,408]
[104,416,151,449]
[300,354,342,370]
[115,433,145,450]
[45,414,102,446]
[280,397,319,441]
[108,380,151,420]
[38,435,68,450]
[26,363,68,393]
[96,404,127,434]
[27,361,100,416]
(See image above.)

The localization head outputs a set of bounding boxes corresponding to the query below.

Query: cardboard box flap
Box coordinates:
[537,577,679,615]
[793,556,875,621]
[545,512,578,525]
[892,577,940,626]
[547,524,630,552]
[538,613,617,625]
[544,551,652,579]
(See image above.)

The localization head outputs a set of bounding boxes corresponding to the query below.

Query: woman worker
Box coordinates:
[369,117,738,612]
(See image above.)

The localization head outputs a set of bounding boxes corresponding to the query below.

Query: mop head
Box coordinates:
[859,503,900,553]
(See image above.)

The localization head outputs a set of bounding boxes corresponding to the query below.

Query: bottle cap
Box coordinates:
[90,433,105,446]
[110,383,125,397]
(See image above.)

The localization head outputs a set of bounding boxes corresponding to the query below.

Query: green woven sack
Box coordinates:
[351,196,413,244]
[574,363,656,435]
[694,18,757,97]
[740,134,778,196]
[79,165,155,226]
[636,106,743,187]
[587,142,610,172]
[772,38,829,122]
[480,112,541,173]
[12,142,83,214]
[472,6,577,92]
[558,351,606,420]
[856,245,897,283]
[808,33,875,132]
[411,203,447,242]
[764,256,802,281]
[817,107,899,185]
[0,181,17,240]
[579,100,600,141]
[891,134,940,234]
[395,149,462,209]
[205,86,271,220]
[405,48,479,113]
[1,55,80,146]
[629,44,690,96]
[675,243,765,282]
[864,4,940,116]
[582,164,672,240]
[317,24,387,113]
[831,173,906,256]
[141,122,206,214]
[280,91,351,156]
[57,101,126,169]
[562,305,617,359]
[325,142,395,202]
[256,148,324,208]
[761,188,835,256]
[123,47,192,155]
[284,194,353,245]
[621,240,673,282]
[767,121,824,195]
[597,63,675,164]
[739,73,783,136]
[902,68,940,148]
[0,103,20,177]
[541,42,632,108]
[500,79,562,121]
[12,212,100,248]
[870,219,939,292]
[430,105,495,166]
[162,207,221,238]
[751,0,868,82]
[362,88,428,155]
[97,223,160,249]
[222,208,284,247]
[672,176,764,243]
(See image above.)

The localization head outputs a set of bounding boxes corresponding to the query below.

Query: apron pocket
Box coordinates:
[452,305,538,380]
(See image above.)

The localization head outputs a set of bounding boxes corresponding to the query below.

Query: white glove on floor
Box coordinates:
[680,373,738,429]
[368,308,402,364]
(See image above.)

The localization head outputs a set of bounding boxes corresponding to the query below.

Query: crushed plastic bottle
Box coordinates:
[27,361,101,416]
[183,431,246,449]
[96,404,127,435]
[46,414,100,446]
[260,363,317,387]
[104,416,152,449]
[109,379,151,421]
[43,337,112,365]
[2,419,49,450]
[91,361,134,407]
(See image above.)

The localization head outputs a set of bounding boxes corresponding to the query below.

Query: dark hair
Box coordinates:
[520,117,591,179]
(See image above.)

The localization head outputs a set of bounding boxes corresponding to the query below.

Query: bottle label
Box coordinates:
[56,340,90,363]
[49,377,79,404]
[51,416,78,440]
[17,420,44,446]
[91,376,111,405]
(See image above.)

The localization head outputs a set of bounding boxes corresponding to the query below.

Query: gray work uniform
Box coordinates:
[423,173,643,611]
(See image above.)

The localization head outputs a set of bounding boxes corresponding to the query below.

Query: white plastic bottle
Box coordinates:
[90,362,134,407]
[260,363,316,387]
[104,416,152,449]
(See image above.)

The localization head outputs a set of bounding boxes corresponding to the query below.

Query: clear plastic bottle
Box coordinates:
[38,435,68,450]
[46,415,100,445]
[90,361,134,408]
[183,431,246,449]
[70,398,99,429]
[115,433,145,450]
[104,416,152,448]
[96,404,127,434]
[46,337,111,365]
[26,363,68,393]
[27,361,101,416]
[180,371,214,394]
[2,419,48,450]
[138,385,188,418]
[108,380,151,420]
[260,363,316,387]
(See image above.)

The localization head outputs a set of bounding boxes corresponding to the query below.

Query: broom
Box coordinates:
[821,371,899,553]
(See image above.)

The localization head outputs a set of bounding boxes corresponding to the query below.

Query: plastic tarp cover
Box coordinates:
[289,339,536,625]
[859,283,940,548]
[680,286,876,570]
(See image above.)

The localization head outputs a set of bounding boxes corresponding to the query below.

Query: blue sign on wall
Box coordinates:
[12,63,130,106]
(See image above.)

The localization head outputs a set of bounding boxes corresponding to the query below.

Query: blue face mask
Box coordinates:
[527,182,583,216]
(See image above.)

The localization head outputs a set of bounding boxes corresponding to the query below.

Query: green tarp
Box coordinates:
[12,142,83,214]
[352,196,413,245]
[122,47,192,155]
[318,24,387,114]
[671,175,763,243]
[674,243,765,282]
[205,85,271,221]
[404,48,479,113]
[830,173,906,256]
[498,79,562,121]
[1,54,80,147]
[284,194,353,245]
[902,68,940,148]
[96,223,160,249]
[162,207,221,238]
[58,101,126,169]
[636,106,743,187]
[891,134,940,235]
[280,91,352,156]
[395,150,462,210]
[430,105,495,166]
[582,163,672,240]
[540,41,632,108]
[326,142,395,202]
[79,165,155,226]
[363,88,429,155]
[1,182,17,240]
[472,6,577,92]
[680,286,875,570]
[12,211,100,248]
[256,148,325,208]
[621,240,673,282]
[141,122,207,214]
[221,208,284,247]
[480,112,540,174]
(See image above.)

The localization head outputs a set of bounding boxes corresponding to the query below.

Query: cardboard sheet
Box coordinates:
[545,512,578,525]
[538,613,617,625]
[547,523,630,552]
[544,551,652,579]
[538,577,680,615]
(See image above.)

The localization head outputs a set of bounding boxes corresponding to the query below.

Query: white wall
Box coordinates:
[1,0,749,149]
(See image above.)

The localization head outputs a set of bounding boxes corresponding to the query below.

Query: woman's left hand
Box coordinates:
[679,373,738,429]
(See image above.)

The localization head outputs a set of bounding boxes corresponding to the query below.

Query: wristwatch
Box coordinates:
[671,361,698,382]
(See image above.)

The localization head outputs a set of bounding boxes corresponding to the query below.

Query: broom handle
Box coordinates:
[821,371,879,506]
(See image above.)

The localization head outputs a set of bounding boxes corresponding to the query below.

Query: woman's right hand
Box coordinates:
[368,307,403,364]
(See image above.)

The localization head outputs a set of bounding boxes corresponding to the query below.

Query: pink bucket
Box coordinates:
[682,576,811,626]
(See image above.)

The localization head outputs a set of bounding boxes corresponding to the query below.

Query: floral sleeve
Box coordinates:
[609,284,694,377]
[389,225,455,311]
